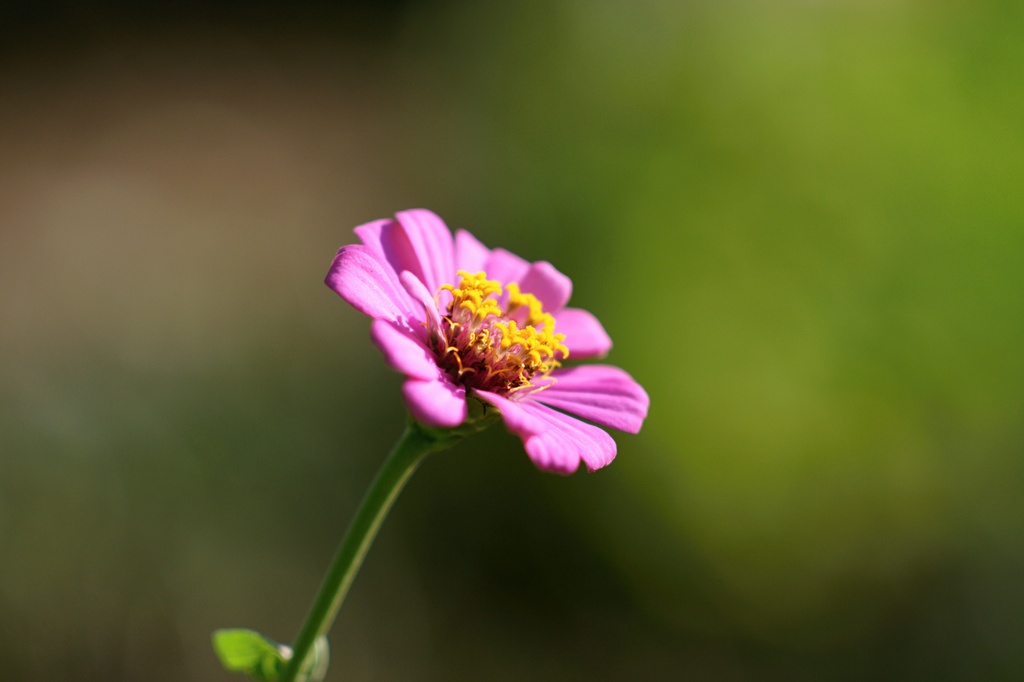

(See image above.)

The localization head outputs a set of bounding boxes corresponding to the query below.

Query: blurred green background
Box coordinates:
[3,1,1024,679]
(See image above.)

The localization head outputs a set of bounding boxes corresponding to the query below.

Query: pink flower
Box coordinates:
[326,209,649,474]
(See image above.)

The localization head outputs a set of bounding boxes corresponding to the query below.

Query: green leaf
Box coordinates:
[212,628,290,681]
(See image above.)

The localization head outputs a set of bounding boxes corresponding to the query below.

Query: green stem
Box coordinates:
[280,419,481,682]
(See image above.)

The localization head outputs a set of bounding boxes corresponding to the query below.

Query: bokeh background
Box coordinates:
[3,1,1024,679]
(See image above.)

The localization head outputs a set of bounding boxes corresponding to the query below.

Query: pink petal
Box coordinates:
[403,376,467,428]
[354,218,419,290]
[483,248,530,286]
[370,319,437,381]
[518,261,573,313]
[532,365,649,434]
[353,218,406,264]
[396,209,456,296]
[454,229,490,274]
[553,307,613,359]
[399,270,443,333]
[475,391,617,474]
[325,245,416,322]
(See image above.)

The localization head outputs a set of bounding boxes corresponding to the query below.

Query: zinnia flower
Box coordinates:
[326,209,649,474]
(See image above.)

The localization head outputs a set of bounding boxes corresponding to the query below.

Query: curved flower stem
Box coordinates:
[280,417,490,682]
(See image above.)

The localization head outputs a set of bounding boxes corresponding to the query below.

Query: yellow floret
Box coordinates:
[439,269,569,390]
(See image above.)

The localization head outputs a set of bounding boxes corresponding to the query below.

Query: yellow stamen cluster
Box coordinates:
[441,271,502,323]
[435,270,568,395]
[505,283,554,329]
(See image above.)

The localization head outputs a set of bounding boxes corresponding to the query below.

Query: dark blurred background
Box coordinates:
[3,1,1024,680]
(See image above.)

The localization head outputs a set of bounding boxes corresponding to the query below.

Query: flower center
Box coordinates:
[432,270,568,396]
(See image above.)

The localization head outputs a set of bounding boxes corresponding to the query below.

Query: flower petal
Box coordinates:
[396,209,456,296]
[483,248,530,286]
[370,319,436,381]
[353,218,409,268]
[403,376,467,428]
[476,391,617,473]
[553,307,613,359]
[454,228,490,274]
[353,219,419,286]
[399,270,443,332]
[532,365,649,434]
[518,261,573,313]
[325,245,416,322]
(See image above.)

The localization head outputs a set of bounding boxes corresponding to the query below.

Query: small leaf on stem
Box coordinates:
[212,628,290,681]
